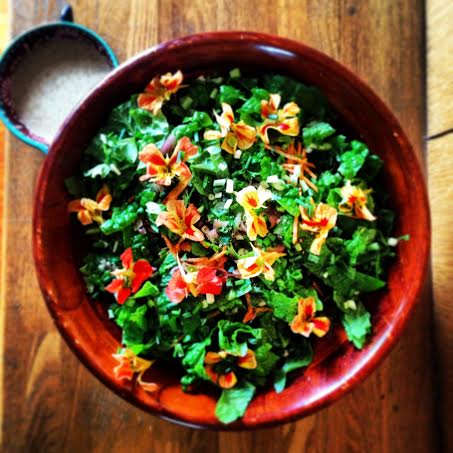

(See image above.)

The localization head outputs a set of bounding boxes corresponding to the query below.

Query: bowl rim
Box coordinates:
[32,31,431,430]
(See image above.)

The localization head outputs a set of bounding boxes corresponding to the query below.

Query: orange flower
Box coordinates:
[105,248,154,304]
[236,245,286,281]
[300,203,337,255]
[236,185,272,241]
[257,94,300,144]
[204,349,257,389]
[156,199,204,242]
[290,297,330,338]
[113,349,157,392]
[138,70,183,115]
[139,136,197,186]
[68,185,112,225]
[204,103,256,154]
[339,181,376,221]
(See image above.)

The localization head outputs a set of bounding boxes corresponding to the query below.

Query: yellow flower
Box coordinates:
[339,181,376,221]
[138,70,183,115]
[68,185,112,225]
[300,203,337,255]
[236,245,286,281]
[236,185,272,241]
[204,103,257,154]
[257,94,300,144]
[290,297,330,338]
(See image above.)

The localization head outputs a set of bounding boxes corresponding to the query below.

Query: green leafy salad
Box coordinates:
[67,69,404,424]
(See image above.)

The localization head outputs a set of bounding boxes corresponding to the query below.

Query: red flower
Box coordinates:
[105,248,154,304]
[196,267,228,295]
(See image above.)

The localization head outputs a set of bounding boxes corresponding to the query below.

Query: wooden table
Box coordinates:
[1,1,447,452]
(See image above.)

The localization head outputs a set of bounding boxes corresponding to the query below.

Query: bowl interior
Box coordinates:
[33,33,429,429]
[0,23,118,150]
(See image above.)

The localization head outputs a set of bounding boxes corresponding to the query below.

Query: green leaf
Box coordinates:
[131,281,159,299]
[219,85,244,105]
[273,214,294,248]
[217,320,262,356]
[100,203,139,234]
[182,341,211,379]
[263,291,299,322]
[275,185,303,216]
[274,345,313,393]
[303,121,336,150]
[342,302,371,348]
[338,140,369,179]
[215,381,256,424]
[172,111,213,139]
[345,227,377,265]
[354,272,386,292]
[254,344,279,377]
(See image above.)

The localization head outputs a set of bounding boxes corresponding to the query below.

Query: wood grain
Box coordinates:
[427,0,453,137]
[427,1,453,450]
[1,1,436,452]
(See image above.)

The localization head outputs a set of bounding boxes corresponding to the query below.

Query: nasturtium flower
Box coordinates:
[300,203,337,255]
[257,94,300,144]
[290,297,330,338]
[236,185,272,214]
[339,180,376,221]
[139,136,198,186]
[105,248,154,304]
[156,199,204,242]
[236,245,286,281]
[113,349,157,392]
[236,185,272,241]
[204,349,257,389]
[166,252,228,303]
[68,185,112,225]
[204,103,256,154]
[137,70,183,115]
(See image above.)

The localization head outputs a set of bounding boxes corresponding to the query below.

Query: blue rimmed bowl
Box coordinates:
[0,20,118,153]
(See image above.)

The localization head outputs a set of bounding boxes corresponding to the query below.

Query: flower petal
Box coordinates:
[312,316,331,337]
[237,349,257,369]
[218,371,237,389]
[120,248,134,269]
[105,278,124,294]
[117,287,132,304]
[131,259,154,293]
[166,270,188,303]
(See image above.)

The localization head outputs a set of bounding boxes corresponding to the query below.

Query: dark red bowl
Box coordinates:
[32,32,430,430]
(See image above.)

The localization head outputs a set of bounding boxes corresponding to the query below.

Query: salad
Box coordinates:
[67,69,405,424]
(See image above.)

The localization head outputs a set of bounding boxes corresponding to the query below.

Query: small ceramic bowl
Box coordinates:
[32,32,430,429]
[0,18,118,153]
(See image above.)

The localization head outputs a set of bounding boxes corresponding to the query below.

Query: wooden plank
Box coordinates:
[1,1,436,452]
[427,3,453,450]
[427,0,453,137]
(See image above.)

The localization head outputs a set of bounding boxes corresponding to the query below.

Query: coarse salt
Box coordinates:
[10,37,112,142]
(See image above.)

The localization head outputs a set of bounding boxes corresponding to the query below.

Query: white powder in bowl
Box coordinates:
[10,37,112,142]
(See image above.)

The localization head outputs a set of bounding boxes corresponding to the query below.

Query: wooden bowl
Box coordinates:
[32,32,430,429]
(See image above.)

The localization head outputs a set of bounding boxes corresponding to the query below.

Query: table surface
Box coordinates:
[1,1,451,452]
